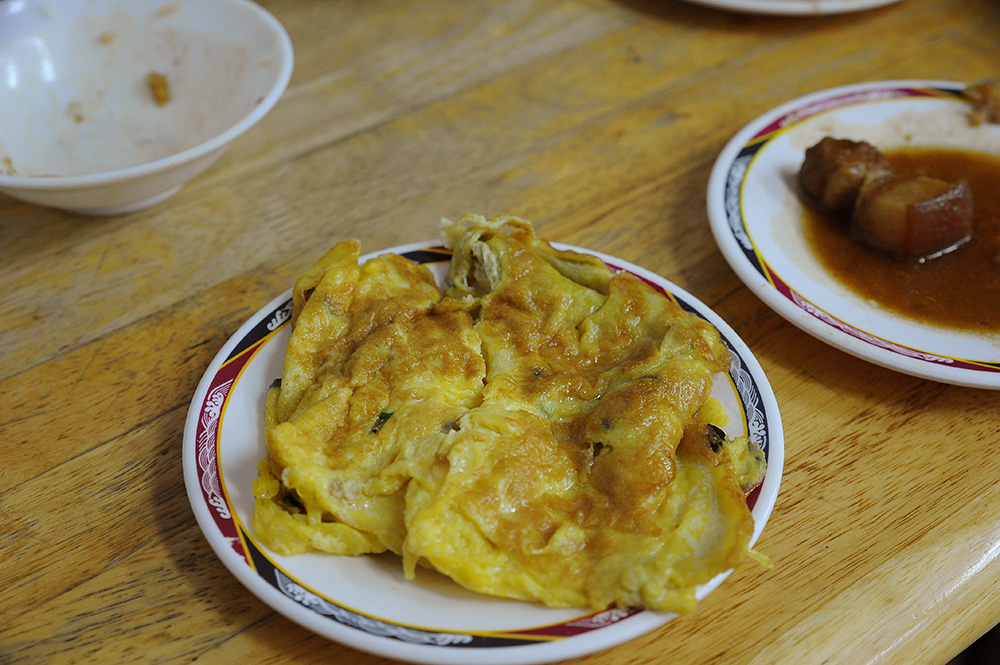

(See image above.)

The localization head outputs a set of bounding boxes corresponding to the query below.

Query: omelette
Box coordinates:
[253,214,766,612]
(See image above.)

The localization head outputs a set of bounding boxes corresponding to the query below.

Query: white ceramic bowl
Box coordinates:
[0,0,293,215]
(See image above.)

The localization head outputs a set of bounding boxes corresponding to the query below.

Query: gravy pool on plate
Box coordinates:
[802,146,1000,333]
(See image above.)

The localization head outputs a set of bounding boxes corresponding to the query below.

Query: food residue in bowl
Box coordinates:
[146,73,170,105]
[155,2,181,19]
[66,101,85,124]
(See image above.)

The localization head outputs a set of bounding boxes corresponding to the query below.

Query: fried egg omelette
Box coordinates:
[252,214,766,612]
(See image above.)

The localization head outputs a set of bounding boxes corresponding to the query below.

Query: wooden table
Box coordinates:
[3,0,999,663]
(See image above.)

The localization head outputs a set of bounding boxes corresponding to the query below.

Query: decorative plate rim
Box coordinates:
[182,241,784,664]
[677,0,903,16]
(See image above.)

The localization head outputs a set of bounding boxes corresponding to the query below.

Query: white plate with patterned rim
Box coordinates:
[707,80,1000,390]
[678,0,902,15]
[183,241,784,665]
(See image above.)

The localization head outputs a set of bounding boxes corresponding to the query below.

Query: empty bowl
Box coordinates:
[0,0,293,215]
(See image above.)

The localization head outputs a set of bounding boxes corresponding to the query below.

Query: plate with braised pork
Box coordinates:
[707,79,1000,389]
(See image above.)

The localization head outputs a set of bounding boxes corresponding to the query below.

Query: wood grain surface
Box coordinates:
[3,1,1000,664]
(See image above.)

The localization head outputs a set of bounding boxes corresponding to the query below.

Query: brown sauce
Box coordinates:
[802,147,1000,334]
